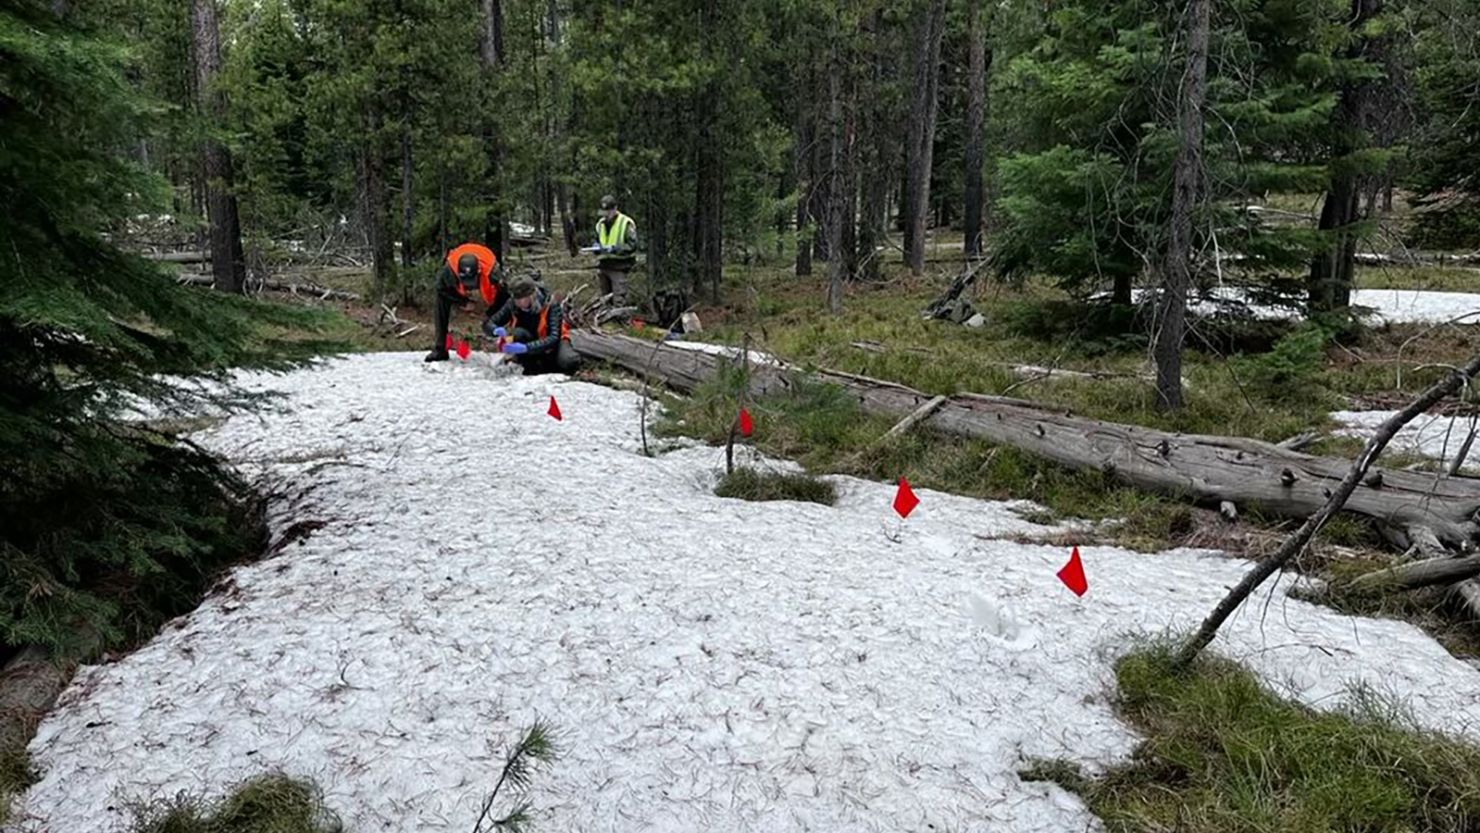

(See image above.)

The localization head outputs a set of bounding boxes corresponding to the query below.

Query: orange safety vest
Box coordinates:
[445,243,499,307]
[531,302,571,342]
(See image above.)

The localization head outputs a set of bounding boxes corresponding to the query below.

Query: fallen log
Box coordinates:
[1352,553,1480,591]
[176,273,362,302]
[145,249,209,263]
[570,331,1480,547]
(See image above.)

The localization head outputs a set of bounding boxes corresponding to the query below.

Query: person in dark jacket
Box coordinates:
[484,278,581,375]
[426,242,507,362]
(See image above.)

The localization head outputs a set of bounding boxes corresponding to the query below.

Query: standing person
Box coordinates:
[485,278,581,375]
[426,242,506,362]
[593,194,638,305]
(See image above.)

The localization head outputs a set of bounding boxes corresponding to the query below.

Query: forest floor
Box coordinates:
[10,353,1480,832]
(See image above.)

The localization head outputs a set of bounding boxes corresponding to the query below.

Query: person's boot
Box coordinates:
[424,349,450,363]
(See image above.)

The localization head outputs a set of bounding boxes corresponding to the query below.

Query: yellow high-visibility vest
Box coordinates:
[597,213,634,250]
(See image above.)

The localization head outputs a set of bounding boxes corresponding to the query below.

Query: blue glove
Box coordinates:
[493,327,507,338]
[501,342,528,355]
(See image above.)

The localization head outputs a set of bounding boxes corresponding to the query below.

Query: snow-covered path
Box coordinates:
[12,353,1480,832]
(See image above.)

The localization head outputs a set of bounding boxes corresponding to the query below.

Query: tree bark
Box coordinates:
[903,0,946,277]
[1309,0,1386,313]
[962,0,992,258]
[570,332,1480,548]
[1154,0,1210,412]
[190,0,246,294]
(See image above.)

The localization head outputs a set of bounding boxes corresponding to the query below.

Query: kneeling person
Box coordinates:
[486,278,581,375]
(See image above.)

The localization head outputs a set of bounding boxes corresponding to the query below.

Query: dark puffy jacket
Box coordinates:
[488,288,567,355]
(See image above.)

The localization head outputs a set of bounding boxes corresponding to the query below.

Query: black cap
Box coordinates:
[457,253,480,278]
[600,194,617,210]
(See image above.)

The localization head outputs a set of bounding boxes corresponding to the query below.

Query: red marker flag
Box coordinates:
[739,407,754,438]
[893,478,920,519]
[445,333,454,350]
[1057,547,1088,597]
[455,340,471,360]
[547,395,563,421]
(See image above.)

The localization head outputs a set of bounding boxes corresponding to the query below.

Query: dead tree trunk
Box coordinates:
[1173,352,1480,669]
[903,0,946,277]
[962,0,991,258]
[1153,0,1210,412]
[190,0,246,294]
[570,332,1480,548]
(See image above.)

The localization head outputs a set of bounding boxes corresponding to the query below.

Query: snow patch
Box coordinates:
[1331,409,1480,474]
[11,353,1480,833]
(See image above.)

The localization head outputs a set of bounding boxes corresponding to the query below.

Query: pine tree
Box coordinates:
[0,1,313,654]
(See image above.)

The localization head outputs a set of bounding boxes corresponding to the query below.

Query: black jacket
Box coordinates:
[488,288,566,355]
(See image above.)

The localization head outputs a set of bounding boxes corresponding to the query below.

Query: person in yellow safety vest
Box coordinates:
[484,278,581,375]
[593,194,638,306]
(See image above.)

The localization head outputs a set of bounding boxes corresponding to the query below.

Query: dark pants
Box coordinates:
[512,337,582,376]
[431,276,470,355]
[598,266,629,305]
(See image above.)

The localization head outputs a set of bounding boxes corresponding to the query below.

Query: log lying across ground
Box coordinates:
[571,331,1480,549]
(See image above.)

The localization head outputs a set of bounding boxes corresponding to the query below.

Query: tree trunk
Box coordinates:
[190,0,246,294]
[1308,0,1385,314]
[903,0,946,277]
[481,0,508,263]
[437,161,448,254]
[962,0,992,258]
[571,332,1480,547]
[556,183,577,257]
[361,103,393,299]
[794,74,814,277]
[857,13,893,284]
[695,95,724,301]
[399,106,414,269]
[825,45,846,314]
[1310,179,1359,312]
[1154,0,1210,413]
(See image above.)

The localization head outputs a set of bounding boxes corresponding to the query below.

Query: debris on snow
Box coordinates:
[11,353,1480,833]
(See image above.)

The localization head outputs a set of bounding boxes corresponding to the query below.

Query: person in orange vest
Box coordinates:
[426,242,506,362]
[484,277,580,375]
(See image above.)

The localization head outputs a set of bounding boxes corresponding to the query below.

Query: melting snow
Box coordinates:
[1332,409,1480,474]
[11,353,1480,832]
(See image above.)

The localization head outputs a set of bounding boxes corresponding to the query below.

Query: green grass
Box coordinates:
[714,467,838,506]
[0,740,34,827]
[1356,264,1480,292]
[1022,645,1480,833]
[659,370,1200,550]
[129,773,342,833]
